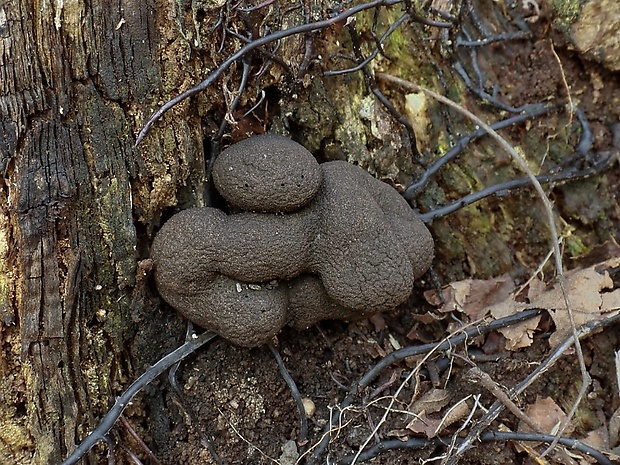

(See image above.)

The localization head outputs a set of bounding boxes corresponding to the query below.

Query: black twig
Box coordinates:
[453,61,533,113]
[268,343,309,444]
[447,311,620,464]
[235,0,278,12]
[135,0,405,145]
[575,107,594,157]
[297,0,316,79]
[403,103,557,199]
[456,30,531,47]
[214,59,252,142]
[480,431,613,465]
[344,17,420,158]
[418,152,616,222]
[337,430,613,465]
[324,13,410,77]
[61,331,218,465]
[224,27,290,71]
[308,309,543,463]
[119,416,162,465]
[168,338,226,465]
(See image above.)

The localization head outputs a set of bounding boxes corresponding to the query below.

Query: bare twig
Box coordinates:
[456,30,531,47]
[375,74,592,459]
[418,152,616,222]
[308,309,543,463]
[119,416,163,465]
[339,430,614,465]
[135,0,405,145]
[268,343,309,444]
[324,13,410,77]
[62,331,218,465]
[447,310,620,464]
[403,103,557,199]
[168,336,226,465]
[376,73,563,273]
[463,367,546,434]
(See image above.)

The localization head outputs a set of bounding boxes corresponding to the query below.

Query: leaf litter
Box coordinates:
[428,256,620,350]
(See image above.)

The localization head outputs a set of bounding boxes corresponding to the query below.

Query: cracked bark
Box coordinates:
[1,1,165,462]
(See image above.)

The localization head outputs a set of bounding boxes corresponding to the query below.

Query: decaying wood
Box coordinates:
[1,1,161,462]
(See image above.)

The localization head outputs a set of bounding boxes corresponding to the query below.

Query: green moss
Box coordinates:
[564,234,589,258]
[552,0,585,33]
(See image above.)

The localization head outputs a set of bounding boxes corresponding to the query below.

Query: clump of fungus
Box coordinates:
[151,134,434,347]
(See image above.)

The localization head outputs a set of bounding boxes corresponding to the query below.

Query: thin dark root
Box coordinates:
[168,344,226,465]
[268,343,309,446]
[135,0,405,146]
[338,430,614,465]
[418,151,617,222]
[344,17,421,159]
[61,331,218,465]
[447,311,620,464]
[403,103,558,199]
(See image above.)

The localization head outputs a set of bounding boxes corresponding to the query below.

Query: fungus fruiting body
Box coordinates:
[151,134,434,347]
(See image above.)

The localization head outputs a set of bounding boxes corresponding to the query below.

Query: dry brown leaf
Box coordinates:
[406,398,470,438]
[437,274,515,321]
[518,396,573,436]
[582,426,609,451]
[602,288,620,312]
[386,429,410,441]
[438,257,620,350]
[489,300,541,350]
[405,410,442,438]
[531,257,620,347]
[409,388,451,415]
[434,398,471,435]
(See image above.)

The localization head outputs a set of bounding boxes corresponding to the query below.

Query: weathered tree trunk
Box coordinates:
[0,1,202,463]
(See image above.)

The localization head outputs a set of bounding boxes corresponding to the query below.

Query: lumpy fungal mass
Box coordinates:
[151,134,434,347]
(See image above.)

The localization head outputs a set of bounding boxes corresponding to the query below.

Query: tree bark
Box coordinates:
[1,1,181,462]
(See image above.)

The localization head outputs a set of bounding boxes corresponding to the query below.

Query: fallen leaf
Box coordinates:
[433,398,471,435]
[386,429,410,441]
[518,396,573,436]
[406,410,442,438]
[582,426,609,451]
[438,257,620,350]
[410,388,451,415]
[406,397,471,438]
[489,300,541,350]
[531,257,620,347]
[437,275,515,321]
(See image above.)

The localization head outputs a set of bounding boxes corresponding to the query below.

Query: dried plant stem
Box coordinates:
[448,310,620,464]
[375,72,590,460]
[464,367,546,434]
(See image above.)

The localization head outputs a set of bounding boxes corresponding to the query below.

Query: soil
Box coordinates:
[131,296,619,465]
[104,1,620,464]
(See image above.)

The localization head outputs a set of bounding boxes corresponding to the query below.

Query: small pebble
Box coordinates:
[302,398,316,418]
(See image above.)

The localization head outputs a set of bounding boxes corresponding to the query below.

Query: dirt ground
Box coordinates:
[111,1,620,464]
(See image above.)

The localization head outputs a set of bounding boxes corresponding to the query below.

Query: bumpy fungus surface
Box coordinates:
[152,134,434,347]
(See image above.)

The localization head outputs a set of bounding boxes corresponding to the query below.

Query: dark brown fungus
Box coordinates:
[212,134,322,212]
[151,134,434,347]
